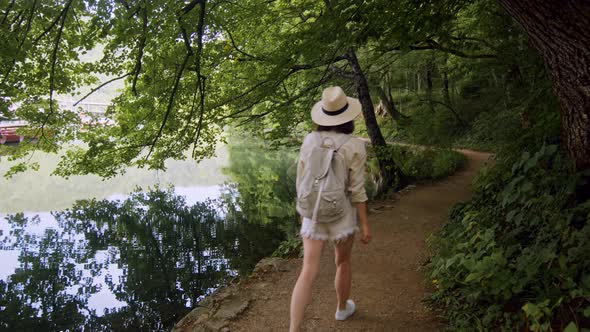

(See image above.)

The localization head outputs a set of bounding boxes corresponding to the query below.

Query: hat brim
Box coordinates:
[311,97,362,126]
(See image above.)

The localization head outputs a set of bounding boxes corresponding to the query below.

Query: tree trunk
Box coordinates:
[426,60,435,112]
[346,48,406,192]
[377,86,408,122]
[346,49,386,147]
[497,0,590,174]
[442,71,451,106]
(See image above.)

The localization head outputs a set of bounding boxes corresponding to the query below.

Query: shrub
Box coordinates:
[272,236,303,258]
[369,144,466,185]
[427,145,590,331]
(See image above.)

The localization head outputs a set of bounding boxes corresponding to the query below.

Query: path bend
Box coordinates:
[227,149,492,331]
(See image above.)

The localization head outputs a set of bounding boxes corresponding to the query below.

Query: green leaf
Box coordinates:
[558,255,567,270]
[564,322,579,332]
[465,272,483,283]
[546,144,558,155]
[522,302,540,316]
[524,156,538,172]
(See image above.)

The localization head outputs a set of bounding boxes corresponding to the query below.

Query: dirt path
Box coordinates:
[225,150,491,332]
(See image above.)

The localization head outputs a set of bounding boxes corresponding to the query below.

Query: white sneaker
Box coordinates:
[335,299,356,321]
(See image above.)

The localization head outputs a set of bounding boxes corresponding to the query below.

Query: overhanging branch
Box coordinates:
[181,0,204,15]
[224,28,264,60]
[380,40,497,59]
[74,73,131,106]
[33,1,70,44]
[145,53,190,160]
[38,0,73,143]
[132,2,148,96]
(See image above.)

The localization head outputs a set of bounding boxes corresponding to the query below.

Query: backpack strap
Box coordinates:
[311,175,326,222]
[315,132,351,151]
[312,133,351,179]
[309,133,351,223]
[333,134,351,151]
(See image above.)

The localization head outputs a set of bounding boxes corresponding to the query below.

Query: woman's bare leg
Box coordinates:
[289,237,325,332]
[334,235,354,310]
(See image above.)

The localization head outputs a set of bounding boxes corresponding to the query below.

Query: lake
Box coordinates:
[0,145,292,331]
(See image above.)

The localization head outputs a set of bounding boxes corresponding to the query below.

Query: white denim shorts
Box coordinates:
[300,206,358,242]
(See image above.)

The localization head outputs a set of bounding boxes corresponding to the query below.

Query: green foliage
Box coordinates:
[0,0,475,178]
[368,0,557,155]
[222,132,303,259]
[272,236,303,259]
[396,103,462,147]
[222,132,298,227]
[428,145,590,330]
[453,108,521,151]
[369,145,465,187]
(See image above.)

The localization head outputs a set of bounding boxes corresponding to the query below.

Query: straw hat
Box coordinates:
[311,86,362,126]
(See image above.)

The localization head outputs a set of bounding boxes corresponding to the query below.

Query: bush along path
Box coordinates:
[428,145,590,331]
[173,149,491,332]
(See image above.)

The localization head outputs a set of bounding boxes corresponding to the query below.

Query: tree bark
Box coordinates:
[377,86,408,122]
[496,0,590,173]
[442,55,451,106]
[426,59,435,112]
[442,71,451,106]
[346,48,406,192]
[346,48,386,147]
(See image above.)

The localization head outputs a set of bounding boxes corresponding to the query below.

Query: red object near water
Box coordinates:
[0,128,24,144]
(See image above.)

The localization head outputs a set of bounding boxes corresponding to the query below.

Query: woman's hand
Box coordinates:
[354,202,371,244]
[360,223,371,244]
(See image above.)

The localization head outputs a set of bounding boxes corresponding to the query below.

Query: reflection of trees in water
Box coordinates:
[0,188,284,331]
[222,137,299,237]
[1,213,88,331]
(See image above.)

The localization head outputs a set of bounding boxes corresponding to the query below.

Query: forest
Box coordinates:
[1,0,589,330]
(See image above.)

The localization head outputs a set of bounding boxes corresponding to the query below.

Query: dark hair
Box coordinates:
[316,120,355,134]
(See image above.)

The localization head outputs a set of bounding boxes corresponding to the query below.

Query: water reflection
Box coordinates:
[0,188,284,331]
[222,137,298,235]
[0,147,228,213]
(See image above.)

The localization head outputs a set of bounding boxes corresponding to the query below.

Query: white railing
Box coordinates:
[0,120,28,129]
[56,99,110,114]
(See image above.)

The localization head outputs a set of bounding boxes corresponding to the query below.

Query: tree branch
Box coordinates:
[10,9,25,31]
[211,79,273,109]
[218,95,266,121]
[132,2,148,96]
[19,0,37,47]
[288,54,347,74]
[237,75,331,126]
[32,1,70,45]
[1,0,16,25]
[1,0,37,86]
[450,35,497,51]
[191,0,207,154]
[417,39,497,59]
[74,73,131,106]
[327,65,354,79]
[418,98,467,127]
[224,28,264,60]
[379,40,497,59]
[181,0,204,15]
[39,0,72,140]
[191,76,206,158]
[145,53,191,161]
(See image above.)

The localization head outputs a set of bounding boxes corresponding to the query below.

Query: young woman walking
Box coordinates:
[289,86,371,332]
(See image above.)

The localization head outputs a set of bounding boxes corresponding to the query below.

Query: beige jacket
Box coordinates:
[296,131,368,203]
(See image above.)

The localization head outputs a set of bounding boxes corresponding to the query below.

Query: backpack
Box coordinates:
[296,132,351,223]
